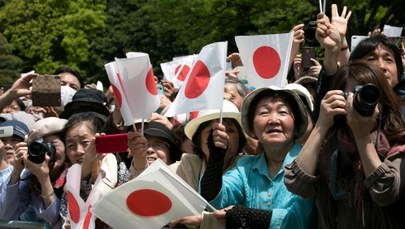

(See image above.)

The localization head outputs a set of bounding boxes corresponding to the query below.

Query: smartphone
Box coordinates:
[301,47,316,70]
[95,133,128,154]
[31,74,61,106]
[351,35,368,51]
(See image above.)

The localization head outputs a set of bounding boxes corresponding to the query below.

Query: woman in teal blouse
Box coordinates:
[200,85,316,229]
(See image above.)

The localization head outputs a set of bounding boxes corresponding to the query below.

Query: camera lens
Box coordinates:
[28,142,46,164]
[353,83,380,117]
[28,141,56,164]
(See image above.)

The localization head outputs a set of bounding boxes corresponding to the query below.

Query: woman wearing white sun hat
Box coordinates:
[168,100,247,229]
[169,99,247,191]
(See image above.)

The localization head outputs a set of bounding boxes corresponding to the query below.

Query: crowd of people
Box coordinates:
[0,3,404,229]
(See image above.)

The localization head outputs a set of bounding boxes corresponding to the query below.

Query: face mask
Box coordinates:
[55,85,77,111]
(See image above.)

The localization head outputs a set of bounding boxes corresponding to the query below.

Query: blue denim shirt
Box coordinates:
[0,165,13,187]
[0,169,61,227]
[210,143,315,229]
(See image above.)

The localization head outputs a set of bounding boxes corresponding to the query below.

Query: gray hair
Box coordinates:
[225,77,248,97]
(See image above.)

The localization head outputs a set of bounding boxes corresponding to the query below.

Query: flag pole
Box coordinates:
[141,119,145,137]
[174,62,186,80]
[319,0,323,13]
[323,0,326,14]
[219,108,223,124]
[132,123,137,133]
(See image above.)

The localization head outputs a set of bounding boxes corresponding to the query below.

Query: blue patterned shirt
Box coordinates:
[210,143,315,229]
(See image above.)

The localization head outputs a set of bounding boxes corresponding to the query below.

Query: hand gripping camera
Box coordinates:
[349,83,380,117]
[27,140,56,164]
[304,21,320,47]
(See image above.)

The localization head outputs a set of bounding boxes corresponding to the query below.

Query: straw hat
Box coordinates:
[184,100,243,142]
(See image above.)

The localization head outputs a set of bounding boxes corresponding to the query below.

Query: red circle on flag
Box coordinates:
[175,64,191,81]
[127,189,172,216]
[83,205,93,229]
[184,60,210,99]
[253,46,281,79]
[111,84,122,108]
[145,68,158,95]
[67,191,81,223]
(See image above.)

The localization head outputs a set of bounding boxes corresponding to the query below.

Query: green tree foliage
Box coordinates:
[0,0,106,80]
[86,0,162,85]
[0,32,22,86]
[0,0,403,86]
[339,0,405,39]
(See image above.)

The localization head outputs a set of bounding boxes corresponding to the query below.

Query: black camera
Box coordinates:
[304,21,320,47]
[28,140,56,164]
[350,83,380,117]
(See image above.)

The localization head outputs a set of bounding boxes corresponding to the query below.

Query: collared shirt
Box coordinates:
[210,143,315,229]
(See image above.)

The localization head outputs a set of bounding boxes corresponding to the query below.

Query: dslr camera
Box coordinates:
[28,140,56,164]
[304,21,320,47]
[344,83,380,117]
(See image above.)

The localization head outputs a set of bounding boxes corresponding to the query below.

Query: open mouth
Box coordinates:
[266,128,282,134]
[75,157,84,164]
[146,156,158,162]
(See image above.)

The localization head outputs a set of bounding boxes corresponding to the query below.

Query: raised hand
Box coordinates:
[316,13,341,51]
[331,4,352,39]
[307,58,322,77]
[227,52,243,68]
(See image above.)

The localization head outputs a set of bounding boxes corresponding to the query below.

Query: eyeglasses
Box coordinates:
[147,142,170,150]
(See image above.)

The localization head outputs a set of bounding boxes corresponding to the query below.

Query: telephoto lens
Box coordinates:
[352,83,380,117]
[28,141,56,164]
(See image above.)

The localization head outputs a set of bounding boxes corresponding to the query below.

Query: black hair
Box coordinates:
[172,123,189,150]
[192,119,246,159]
[350,35,404,84]
[54,66,84,88]
[61,112,105,145]
[192,121,210,159]
[14,98,26,111]
[247,90,301,138]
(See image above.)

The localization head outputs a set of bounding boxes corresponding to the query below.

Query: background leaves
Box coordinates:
[0,0,403,88]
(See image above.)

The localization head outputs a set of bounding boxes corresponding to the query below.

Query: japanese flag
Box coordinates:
[160,55,197,89]
[165,41,228,117]
[92,159,214,229]
[105,62,135,126]
[235,32,293,88]
[66,164,101,229]
[105,52,160,126]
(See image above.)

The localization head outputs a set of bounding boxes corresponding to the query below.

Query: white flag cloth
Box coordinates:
[235,32,293,88]
[66,164,101,229]
[160,55,197,89]
[383,25,403,37]
[92,159,215,229]
[165,41,228,117]
[105,62,137,126]
[105,52,160,126]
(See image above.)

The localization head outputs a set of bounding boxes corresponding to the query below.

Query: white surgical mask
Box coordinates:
[55,85,77,111]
